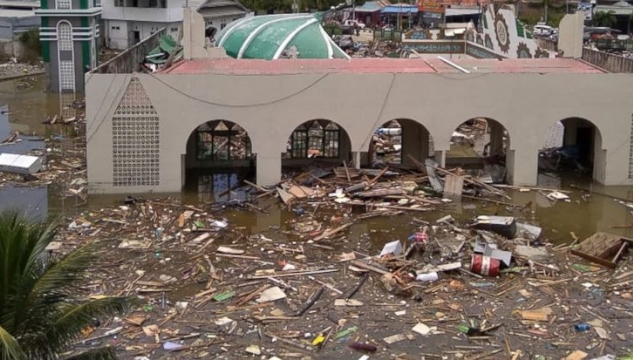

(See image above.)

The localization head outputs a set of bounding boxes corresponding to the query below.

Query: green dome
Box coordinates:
[215,14,350,60]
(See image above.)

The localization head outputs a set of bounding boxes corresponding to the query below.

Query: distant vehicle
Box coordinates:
[533,24,554,37]
[343,19,366,30]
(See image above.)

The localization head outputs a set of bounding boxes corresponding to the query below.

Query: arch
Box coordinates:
[186,120,254,162]
[56,20,75,93]
[368,118,435,167]
[445,117,512,183]
[282,119,352,162]
[538,117,605,183]
[183,118,258,155]
[184,119,256,194]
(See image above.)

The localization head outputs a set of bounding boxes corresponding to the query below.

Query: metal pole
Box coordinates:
[352,0,355,20]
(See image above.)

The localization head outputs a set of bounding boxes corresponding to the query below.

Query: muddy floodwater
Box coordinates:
[1,76,632,243]
[3,77,633,360]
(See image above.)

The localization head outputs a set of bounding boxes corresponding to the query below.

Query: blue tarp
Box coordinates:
[354,1,383,12]
[381,5,418,14]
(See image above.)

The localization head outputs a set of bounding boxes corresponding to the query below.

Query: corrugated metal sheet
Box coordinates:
[0,153,42,175]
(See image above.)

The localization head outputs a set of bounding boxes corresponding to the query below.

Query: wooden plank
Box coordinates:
[357,188,404,198]
[573,232,626,268]
[571,249,616,269]
[443,174,464,201]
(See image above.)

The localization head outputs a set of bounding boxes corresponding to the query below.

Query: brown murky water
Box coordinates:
[1,76,633,246]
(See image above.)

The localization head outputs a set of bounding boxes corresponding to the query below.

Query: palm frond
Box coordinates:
[16,243,113,344]
[0,212,56,333]
[32,297,133,354]
[63,346,117,360]
[0,325,26,360]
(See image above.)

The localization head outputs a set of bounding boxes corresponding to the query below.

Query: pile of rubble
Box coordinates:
[0,60,43,79]
[44,165,633,359]
[0,106,87,200]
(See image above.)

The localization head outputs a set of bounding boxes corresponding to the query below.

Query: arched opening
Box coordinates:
[282,119,352,175]
[447,117,510,183]
[538,118,604,186]
[368,119,435,168]
[184,120,256,201]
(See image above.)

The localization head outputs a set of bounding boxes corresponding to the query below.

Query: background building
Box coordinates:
[101,0,187,50]
[0,1,41,58]
[197,0,248,31]
[101,0,248,50]
[36,0,101,93]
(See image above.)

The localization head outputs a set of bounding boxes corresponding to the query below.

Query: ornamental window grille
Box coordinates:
[196,121,252,161]
[287,120,341,159]
[56,0,71,9]
[57,21,73,51]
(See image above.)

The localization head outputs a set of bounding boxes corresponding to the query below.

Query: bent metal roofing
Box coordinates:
[164,58,604,75]
[214,14,350,60]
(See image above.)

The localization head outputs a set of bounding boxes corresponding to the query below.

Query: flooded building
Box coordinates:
[36,0,101,92]
[85,8,633,194]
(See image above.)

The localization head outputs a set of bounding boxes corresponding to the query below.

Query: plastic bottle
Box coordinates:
[416,272,439,282]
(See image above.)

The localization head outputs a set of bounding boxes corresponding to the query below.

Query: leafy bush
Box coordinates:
[323,23,342,35]
[18,28,41,63]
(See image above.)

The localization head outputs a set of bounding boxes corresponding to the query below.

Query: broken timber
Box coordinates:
[571,232,633,269]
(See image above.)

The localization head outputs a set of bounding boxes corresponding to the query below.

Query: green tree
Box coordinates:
[0,212,132,360]
[592,10,617,28]
[18,28,41,63]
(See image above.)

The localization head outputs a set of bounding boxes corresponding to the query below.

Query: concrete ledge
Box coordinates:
[0,70,45,82]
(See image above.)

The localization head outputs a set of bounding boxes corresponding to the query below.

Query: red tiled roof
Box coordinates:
[164,58,604,75]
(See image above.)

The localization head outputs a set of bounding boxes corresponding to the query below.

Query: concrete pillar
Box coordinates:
[353,151,361,169]
[509,147,538,186]
[402,121,430,166]
[558,12,584,58]
[434,150,446,168]
[340,135,352,163]
[489,121,504,156]
[256,151,281,186]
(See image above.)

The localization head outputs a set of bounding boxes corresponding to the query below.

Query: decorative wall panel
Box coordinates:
[112,77,160,187]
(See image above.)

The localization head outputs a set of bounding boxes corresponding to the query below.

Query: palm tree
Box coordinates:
[592,10,618,28]
[0,212,132,360]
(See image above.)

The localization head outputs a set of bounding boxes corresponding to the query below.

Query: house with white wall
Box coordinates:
[196,0,248,32]
[101,0,248,50]
[101,0,191,50]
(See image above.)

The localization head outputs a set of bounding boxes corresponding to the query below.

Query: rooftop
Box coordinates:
[164,58,604,75]
[0,8,35,17]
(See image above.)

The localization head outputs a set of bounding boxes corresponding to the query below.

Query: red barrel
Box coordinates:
[470,254,500,276]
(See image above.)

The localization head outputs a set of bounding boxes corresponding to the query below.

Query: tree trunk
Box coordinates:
[544,3,548,23]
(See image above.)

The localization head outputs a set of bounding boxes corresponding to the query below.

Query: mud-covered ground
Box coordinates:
[50,194,633,360]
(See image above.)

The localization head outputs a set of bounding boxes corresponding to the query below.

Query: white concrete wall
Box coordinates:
[86,71,633,194]
[105,19,128,50]
[205,14,242,31]
[131,21,171,40]
[102,0,183,23]
[105,20,179,50]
